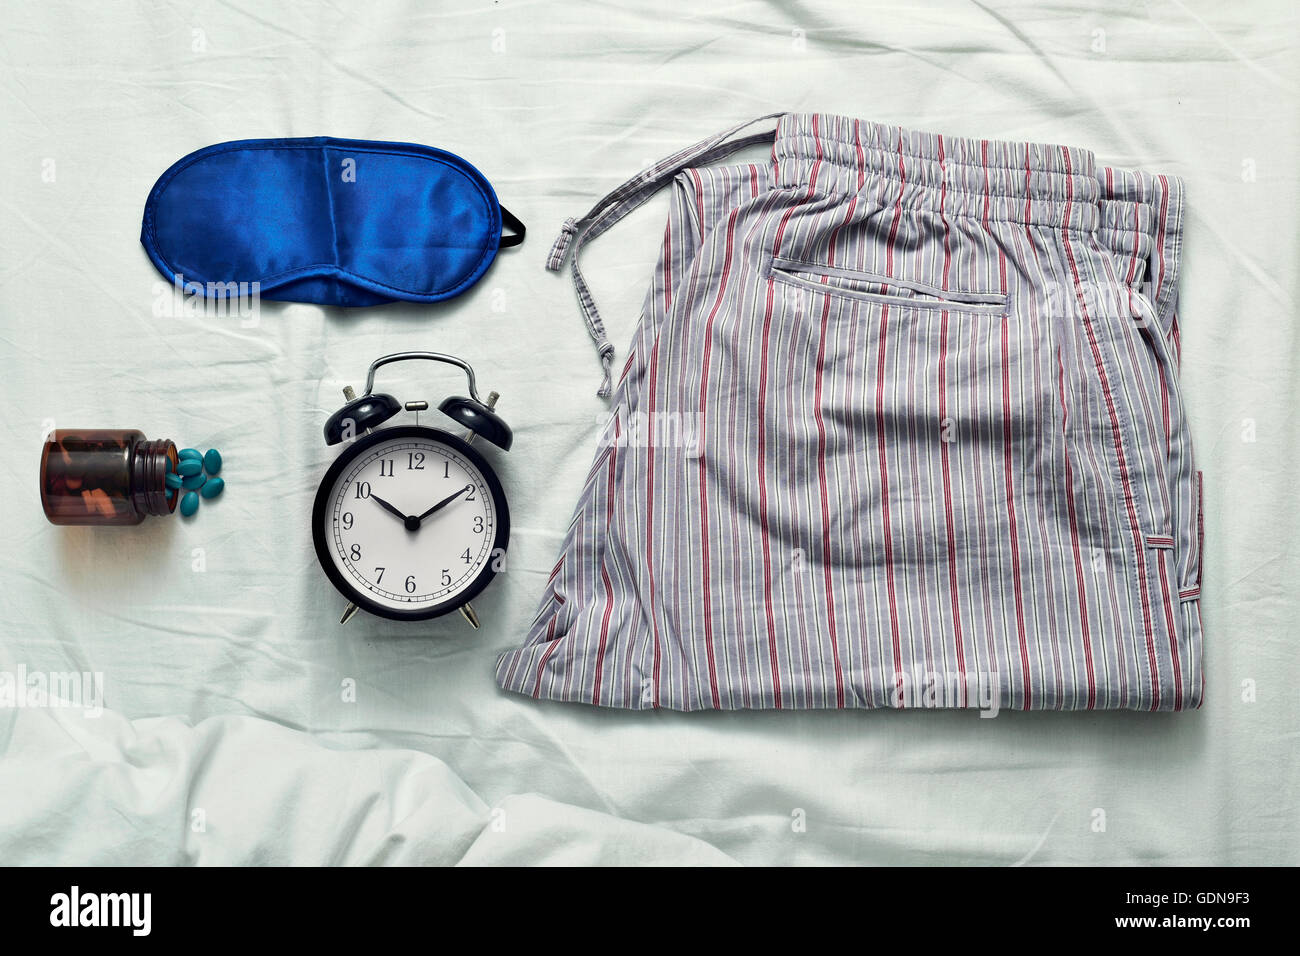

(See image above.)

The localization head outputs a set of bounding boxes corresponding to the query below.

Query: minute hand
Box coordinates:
[415,484,473,524]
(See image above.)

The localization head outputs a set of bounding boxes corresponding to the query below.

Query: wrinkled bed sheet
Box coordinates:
[1,0,1295,865]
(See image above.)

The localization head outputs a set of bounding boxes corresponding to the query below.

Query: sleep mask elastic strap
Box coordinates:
[499,206,526,248]
[545,113,784,397]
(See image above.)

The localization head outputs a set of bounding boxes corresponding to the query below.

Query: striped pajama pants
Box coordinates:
[498,112,1203,712]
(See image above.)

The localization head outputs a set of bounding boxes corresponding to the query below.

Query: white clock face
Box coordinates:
[319,432,502,616]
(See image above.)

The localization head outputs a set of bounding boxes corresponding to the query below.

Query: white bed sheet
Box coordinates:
[1,0,1296,865]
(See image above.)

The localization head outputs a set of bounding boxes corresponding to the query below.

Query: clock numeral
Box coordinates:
[374,567,385,584]
[461,548,472,564]
[354,481,371,500]
[408,452,425,470]
[465,486,476,501]
[342,512,354,530]
[350,543,361,561]
[441,569,452,587]
[405,575,417,593]
[442,461,450,478]
[378,459,394,477]
[473,515,484,534]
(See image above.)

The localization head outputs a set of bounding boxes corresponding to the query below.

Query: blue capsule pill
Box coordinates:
[177,459,203,477]
[179,448,203,461]
[200,476,224,499]
[203,448,222,475]
[165,472,183,490]
[181,471,206,490]
[179,491,200,516]
[165,457,174,473]
[166,487,175,499]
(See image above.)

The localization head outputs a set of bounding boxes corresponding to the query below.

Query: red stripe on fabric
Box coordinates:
[1155,175,1170,314]
[876,302,903,685]
[1154,178,1182,388]
[981,140,991,226]
[875,307,909,700]
[592,565,615,704]
[938,135,951,291]
[1159,374,1171,460]
[693,172,706,233]
[877,131,907,693]
[936,135,967,705]
[1057,349,1096,708]
[1059,146,1160,709]
[757,278,784,709]
[853,119,866,190]
[885,132,905,275]
[813,292,847,706]
[1126,204,1141,291]
[1024,153,1032,225]
[810,147,857,708]
[531,617,560,699]
[645,345,663,708]
[695,208,745,710]
[663,215,674,313]
[1000,316,1032,708]
[1156,554,1183,710]
[590,413,622,705]
[938,311,967,705]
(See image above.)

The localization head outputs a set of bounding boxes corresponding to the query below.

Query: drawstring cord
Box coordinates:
[547,113,785,397]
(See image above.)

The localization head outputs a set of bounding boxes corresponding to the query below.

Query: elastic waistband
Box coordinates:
[552,110,1185,395]
[1096,165,1184,263]
[773,112,1102,232]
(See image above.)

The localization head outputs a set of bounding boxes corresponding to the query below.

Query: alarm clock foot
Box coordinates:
[459,603,480,629]
[340,602,361,625]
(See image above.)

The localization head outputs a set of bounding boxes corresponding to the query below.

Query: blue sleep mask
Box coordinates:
[141,137,525,307]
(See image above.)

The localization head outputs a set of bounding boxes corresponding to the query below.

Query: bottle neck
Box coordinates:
[130,439,178,517]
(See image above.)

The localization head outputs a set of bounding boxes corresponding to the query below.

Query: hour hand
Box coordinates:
[368,492,409,523]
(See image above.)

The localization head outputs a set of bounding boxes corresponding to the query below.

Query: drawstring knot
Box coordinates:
[546,217,579,271]
[596,344,616,399]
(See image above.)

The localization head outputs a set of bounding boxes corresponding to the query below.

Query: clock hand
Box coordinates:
[414,484,473,524]
[368,492,410,523]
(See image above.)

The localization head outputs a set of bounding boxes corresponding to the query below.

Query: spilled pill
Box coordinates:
[169,443,227,521]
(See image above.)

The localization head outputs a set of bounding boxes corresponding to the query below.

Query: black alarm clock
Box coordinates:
[312,351,511,628]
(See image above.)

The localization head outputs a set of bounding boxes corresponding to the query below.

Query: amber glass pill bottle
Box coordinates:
[41,429,179,526]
